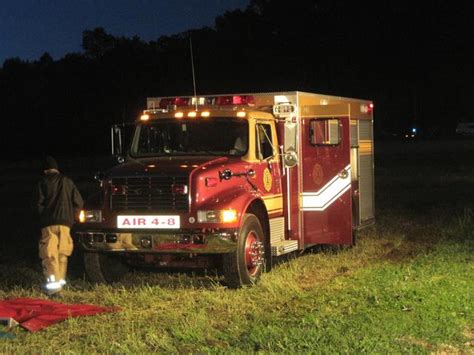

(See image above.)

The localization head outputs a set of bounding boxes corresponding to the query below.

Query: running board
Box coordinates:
[271,240,299,256]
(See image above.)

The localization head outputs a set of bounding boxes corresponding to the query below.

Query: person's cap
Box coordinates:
[43,156,58,170]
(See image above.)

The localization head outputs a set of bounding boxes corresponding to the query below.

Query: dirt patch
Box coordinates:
[382,240,435,263]
[464,327,474,349]
[398,336,434,351]
[337,266,349,274]
[381,242,396,249]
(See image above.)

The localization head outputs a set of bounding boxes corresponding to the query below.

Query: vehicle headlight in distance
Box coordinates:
[79,210,102,223]
[197,210,237,223]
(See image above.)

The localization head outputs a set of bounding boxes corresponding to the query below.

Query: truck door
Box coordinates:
[300,116,352,245]
[254,120,283,211]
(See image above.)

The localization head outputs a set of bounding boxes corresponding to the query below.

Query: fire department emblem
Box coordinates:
[312,163,324,186]
[263,168,272,192]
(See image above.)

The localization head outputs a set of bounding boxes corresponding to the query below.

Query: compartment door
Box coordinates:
[300,116,352,245]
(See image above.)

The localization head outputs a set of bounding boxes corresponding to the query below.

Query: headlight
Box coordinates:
[79,210,102,223]
[197,210,237,223]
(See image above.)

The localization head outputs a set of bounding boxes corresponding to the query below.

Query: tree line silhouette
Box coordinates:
[1,0,472,158]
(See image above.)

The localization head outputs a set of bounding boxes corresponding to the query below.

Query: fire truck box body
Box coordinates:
[75,91,374,287]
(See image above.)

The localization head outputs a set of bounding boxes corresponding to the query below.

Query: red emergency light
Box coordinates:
[159,97,190,109]
[159,95,255,109]
[215,95,255,106]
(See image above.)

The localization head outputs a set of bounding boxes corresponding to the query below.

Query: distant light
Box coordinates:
[175,112,184,118]
[188,111,197,118]
[140,114,150,121]
[201,111,210,117]
[236,111,246,118]
[412,127,417,134]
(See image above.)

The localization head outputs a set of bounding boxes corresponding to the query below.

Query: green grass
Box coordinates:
[1,217,472,353]
[1,140,473,353]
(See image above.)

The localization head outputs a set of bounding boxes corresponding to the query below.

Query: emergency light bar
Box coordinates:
[158,95,256,109]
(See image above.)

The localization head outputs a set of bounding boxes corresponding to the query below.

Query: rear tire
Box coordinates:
[83,252,129,283]
[222,214,266,288]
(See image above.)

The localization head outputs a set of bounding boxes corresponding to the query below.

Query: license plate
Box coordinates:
[117,215,180,229]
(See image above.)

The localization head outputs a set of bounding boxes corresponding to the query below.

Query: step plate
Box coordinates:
[271,240,299,256]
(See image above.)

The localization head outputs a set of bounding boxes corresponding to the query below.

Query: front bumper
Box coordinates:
[74,229,238,254]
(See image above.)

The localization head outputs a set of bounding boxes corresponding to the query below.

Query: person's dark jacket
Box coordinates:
[34,172,84,228]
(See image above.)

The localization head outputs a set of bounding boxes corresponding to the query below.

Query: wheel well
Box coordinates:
[246,199,270,244]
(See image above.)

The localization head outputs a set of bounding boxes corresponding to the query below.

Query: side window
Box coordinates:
[310,118,341,146]
[256,123,274,160]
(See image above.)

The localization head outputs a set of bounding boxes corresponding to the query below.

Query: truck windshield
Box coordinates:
[130,118,248,157]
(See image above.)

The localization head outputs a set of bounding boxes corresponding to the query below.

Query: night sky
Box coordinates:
[0,0,249,62]
[1,0,473,143]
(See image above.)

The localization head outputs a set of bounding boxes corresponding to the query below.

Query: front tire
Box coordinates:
[222,214,266,288]
[83,252,129,283]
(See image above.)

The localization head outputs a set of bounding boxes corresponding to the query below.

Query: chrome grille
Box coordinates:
[111,176,188,211]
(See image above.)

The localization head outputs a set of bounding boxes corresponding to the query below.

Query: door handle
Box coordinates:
[338,168,349,179]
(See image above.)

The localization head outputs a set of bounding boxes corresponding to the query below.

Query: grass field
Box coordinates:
[0,140,473,353]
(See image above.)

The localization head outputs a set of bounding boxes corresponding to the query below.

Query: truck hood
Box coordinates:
[107,156,229,177]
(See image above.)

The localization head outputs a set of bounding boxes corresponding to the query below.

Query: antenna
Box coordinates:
[189,36,198,111]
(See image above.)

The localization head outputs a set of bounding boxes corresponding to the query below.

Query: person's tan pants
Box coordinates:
[39,225,73,282]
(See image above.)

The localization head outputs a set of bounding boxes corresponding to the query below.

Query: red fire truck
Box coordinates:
[75,91,375,288]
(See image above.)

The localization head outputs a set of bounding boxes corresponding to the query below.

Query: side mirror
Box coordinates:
[111,123,135,163]
[283,119,298,168]
[283,150,298,168]
[111,125,123,156]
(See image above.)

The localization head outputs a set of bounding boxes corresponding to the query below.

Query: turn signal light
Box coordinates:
[172,184,188,195]
[79,210,102,223]
[222,210,237,223]
[197,209,237,223]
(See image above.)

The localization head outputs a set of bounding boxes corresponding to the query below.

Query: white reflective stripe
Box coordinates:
[59,279,66,286]
[45,281,63,291]
[301,165,351,211]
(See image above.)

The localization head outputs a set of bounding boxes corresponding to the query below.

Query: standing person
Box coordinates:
[33,156,83,297]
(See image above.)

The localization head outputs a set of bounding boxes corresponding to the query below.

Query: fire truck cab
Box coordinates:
[76,91,374,288]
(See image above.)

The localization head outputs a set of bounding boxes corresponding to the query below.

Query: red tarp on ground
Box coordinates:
[0,298,119,332]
